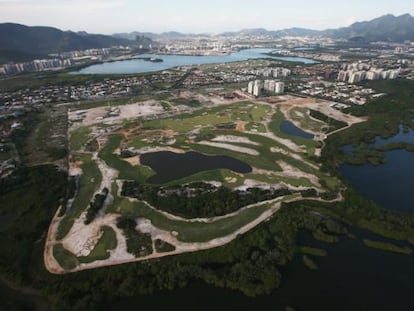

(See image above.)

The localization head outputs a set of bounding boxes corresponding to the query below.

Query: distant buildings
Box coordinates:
[337,62,400,84]
[247,79,284,96]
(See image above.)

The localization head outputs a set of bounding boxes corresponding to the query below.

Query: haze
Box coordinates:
[0,0,413,34]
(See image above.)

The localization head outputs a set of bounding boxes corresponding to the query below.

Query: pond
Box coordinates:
[140,151,252,184]
[280,120,314,139]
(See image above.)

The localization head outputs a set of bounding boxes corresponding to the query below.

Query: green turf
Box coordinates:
[78,226,118,263]
[99,135,155,182]
[53,243,78,270]
[57,154,102,240]
[70,126,92,151]
[117,195,297,243]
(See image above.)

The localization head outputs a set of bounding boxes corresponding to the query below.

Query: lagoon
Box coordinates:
[340,128,414,212]
[74,48,317,75]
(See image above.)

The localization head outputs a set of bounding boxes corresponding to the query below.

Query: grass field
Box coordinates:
[289,107,326,132]
[70,126,92,151]
[78,226,118,263]
[53,243,78,270]
[117,195,297,243]
[57,154,102,240]
[99,135,154,182]
[269,110,317,155]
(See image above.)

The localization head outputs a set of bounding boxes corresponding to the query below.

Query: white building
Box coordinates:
[275,82,285,94]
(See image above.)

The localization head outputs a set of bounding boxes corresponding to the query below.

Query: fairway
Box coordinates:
[47,94,345,273]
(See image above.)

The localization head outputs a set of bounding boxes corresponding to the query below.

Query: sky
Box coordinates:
[0,0,413,34]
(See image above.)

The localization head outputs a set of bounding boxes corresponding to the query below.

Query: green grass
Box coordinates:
[289,107,326,132]
[53,243,78,270]
[154,239,176,253]
[245,173,315,188]
[269,110,317,155]
[250,105,270,122]
[362,239,412,255]
[160,168,244,187]
[117,196,294,243]
[99,135,155,182]
[70,126,92,151]
[78,226,118,263]
[142,101,264,134]
[57,154,102,240]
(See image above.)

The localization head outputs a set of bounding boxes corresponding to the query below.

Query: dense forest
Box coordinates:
[121,181,293,218]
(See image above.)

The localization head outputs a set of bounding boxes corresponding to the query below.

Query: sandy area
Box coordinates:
[197,141,259,155]
[69,100,165,127]
[122,156,140,166]
[212,135,260,146]
[133,146,185,155]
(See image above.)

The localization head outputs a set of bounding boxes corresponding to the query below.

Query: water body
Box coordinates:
[374,125,414,147]
[340,149,414,212]
[140,151,252,184]
[107,229,414,311]
[74,48,317,75]
[340,128,414,212]
[280,120,314,139]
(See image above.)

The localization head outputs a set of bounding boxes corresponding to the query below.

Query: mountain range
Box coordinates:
[0,23,145,63]
[114,13,414,42]
[1,13,413,64]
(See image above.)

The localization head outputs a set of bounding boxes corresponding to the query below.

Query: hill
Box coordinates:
[0,23,136,63]
[325,14,414,42]
[116,13,414,43]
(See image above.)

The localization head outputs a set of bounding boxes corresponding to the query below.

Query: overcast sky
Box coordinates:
[0,0,413,34]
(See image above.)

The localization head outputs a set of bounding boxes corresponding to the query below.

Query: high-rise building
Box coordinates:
[247,81,254,94]
[275,82,285,94]
[253,80,262,97]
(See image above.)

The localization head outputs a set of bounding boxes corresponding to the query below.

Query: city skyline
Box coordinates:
[0,0,413,34]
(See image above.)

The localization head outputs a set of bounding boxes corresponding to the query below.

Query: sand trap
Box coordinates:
[197,141,259,155]
[212,135,260,146]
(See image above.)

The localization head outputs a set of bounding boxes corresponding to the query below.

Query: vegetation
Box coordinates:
[121,180,293,218]
[57,154,102,239]
[84,188,109,224]
[0,165,66,282]
[154,239,176,253]
[362,239,412,255]
[78,226,118,263]
[53,244,78,270]
[302,255,318,270]
[117,217,153,257]
[99,135,154,182]
[297,246,327,257]
[309,109,347,133]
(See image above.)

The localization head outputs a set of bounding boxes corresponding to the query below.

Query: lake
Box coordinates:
[74,48,317,74]
[106,228,414,311]
[280,120,314,139]
[340,128,414,212]
[140,151,252,183]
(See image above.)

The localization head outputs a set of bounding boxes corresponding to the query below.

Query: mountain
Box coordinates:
[275,27,322,37]
[0,23,136,62]
[325,14,414,42]
[114,31,210,41]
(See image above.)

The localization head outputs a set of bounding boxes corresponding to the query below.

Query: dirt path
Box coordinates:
[44,207,66,274]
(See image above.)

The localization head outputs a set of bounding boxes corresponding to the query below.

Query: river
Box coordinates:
[74,48,317,75]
